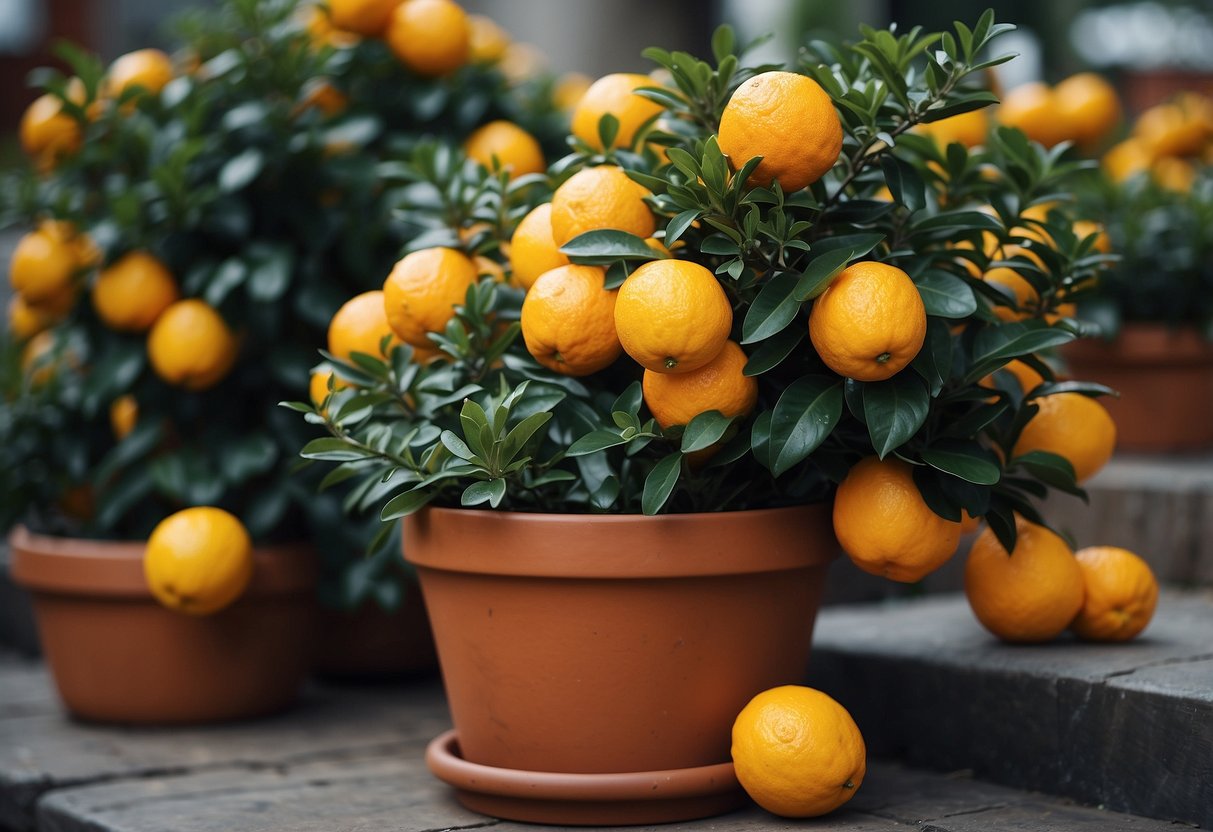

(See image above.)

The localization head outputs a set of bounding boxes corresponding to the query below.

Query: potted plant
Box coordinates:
[291,12,1112,824]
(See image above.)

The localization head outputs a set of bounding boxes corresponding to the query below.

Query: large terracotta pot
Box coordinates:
[405,504,836,825]
[1063,324,1213,453]
[10,526,318,724]
[313,590,438,680]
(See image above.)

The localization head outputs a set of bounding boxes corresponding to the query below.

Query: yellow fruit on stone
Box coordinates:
[570,73,663,151]
[382,247,478,347]
[467,14,509,63]
[106,49,174,98]
[509,203,569,290]
[520,265,621,376]
[327,0,400,35]
[328,290,401,361]
[615,259,733,374]
[463,120,545,180]
[809,261,927,382]
[110,395,138,440]
[1012,392,1115,484]
[386,0,470,77]
[550,165,655,247]
[144,507,253,616]
[19,94,83,166]
[718,71,843,192]
[10,227,79,305]
[1071,546,1159,642]
[92,251,179,332]
[642,340,756,428]
[833,456,962,583]
[147,299,238,390]
[1053,73,1121,148]
[732,686,865,818]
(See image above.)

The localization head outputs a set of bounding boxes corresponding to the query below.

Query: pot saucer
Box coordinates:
[424,730,746,826]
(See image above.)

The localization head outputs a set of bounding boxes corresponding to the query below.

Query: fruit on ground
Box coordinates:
[109,395,139,440]
[809,261,926,382]
[1012,392,1115,484]
[143,507,253,616]
[328,0,401,35]
[550,165,655,247]
[520,265,621,376]
[147,299,238,390]
[382,247,478,347]
[998,82,1067,148]
[965,516,1085,642]
[467,14,509,63]
[916,108,989,148]
[833,456,962,582]
[1071,546,1159,642]
[642,340,757,427]
[1054,73,1121,148]
[732,685,865,818]
[386,0,470,77]
[19,94,83,165]
[718,70,843,192]
[328,290,401,361]
[92,251,179,332]
[106,49,174,98]
[463,120,544,180]
[571,73,664,151]
[614,259,732,374]
[509,203,569,290]
[10,226,79,305]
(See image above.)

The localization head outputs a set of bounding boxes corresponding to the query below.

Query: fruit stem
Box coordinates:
[876,352,891,364]
[663,357,678,370]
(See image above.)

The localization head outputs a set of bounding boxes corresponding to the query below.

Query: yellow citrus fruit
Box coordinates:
[144,507,253,616]
[327,290,401,361]
[386,0,469,77]
[1103,138,1152,183]
[1054,73,1121,148]
[614,259,733,374]
[916,108,989,148]
[960,510,982,535]
[732,685,865,818]
[296,79,348,118]
[554,72,593,111]
[8,295,59,340]
[19,94,83,166]
[467,14,509,63]
[106,49,174,98]
[498,42,544,84]
[473,255,506,283]
[549,165,655,247]
[148,299,238,391]
[92,251,179,332]
[1153,156,1195,193]
[570,73,663,151]
[10,227,79,304]
[1012,392,1115,483]
[1071,546,1159,642]
[1134,101,1209,159]
[520,265,621,376]
[998,82,1067,148]
[382,247,478,347]
[21,330,67,386]
[983,265,1036,322]
[719,71,843,193]
[809,261,927,382]
[833,456,962,582]
[509,203,569,290]
[110,395,139,440]
[301,4,362,48]
[463,120,545,180]
[642,340,757,428]
[1073,220,1111,254]
[328,0,400,35]
[964,516,1085,643]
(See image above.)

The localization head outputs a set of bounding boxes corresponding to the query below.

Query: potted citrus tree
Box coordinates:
[291,12,1114,824]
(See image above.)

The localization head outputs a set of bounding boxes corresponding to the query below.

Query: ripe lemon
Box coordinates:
[328,290,401,361]
[463,120,545,180]
[809,261,926,382]
[520,264,621,376]
[1071,546,1159,642]
[106,49,173,98]
[1012,392,1115,483]
[10,226,79,305]
[554,72,592,111]
[916,108,989,149]
[467,14,509,63]
[549,165,655,247]
[19,94,82,166]
[642,340,757,427]
[144,507,253,616]
[386,0,470,77]
[509,203,569,290]
[965,516,1085,642]
[833,456,962,582]
[614,259,732,374]
[570,73,663,151]
[382,247,478,347]
[998,82,1067,148]
[732,686,865,818]
[92,251,179,332]
[147,299,238,390]
[328,0,400,35]
[1054,73,1121,149]
[110,395,139,440]
[718,71,843,192]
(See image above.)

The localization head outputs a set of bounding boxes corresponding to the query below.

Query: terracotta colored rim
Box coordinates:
[1065,324,1213,368]
[404,503,834,578]
[8,526,316,598]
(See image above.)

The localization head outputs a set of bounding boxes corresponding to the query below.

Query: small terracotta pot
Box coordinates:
[404,504,836,825]
[313,591,438,680]
[1063,324,1213,453]
[10,526,318,724]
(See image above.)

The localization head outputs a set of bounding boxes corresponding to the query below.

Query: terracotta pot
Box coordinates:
[313,590,438,680]
[404,504,836,825]
[10,526,318,724]
[1062,324,1213,453]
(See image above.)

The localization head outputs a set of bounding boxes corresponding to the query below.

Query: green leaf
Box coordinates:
[568,429,628,456]
[219,148,264,192]
[741,271,803,343]
[500,412,553,463]
[794,246,857,301]
[911,209,1002,234]
[863,373,930,458]
[911,317,953,396]
[561,230,662,264]
[965,324,1076,383]
[381,489,433,521]
[301,438,374,462]
[1011,450,1086,499]
[921,439,1001,485]
[665,209,701,246]
[769,376,844,476]
[915,270,977,318]
[462,478,507,508]
[641,452,683,515]
[590,476,621,510]
[744,325,805,376]
[440,431,481,463]
[681,411,732,453]
[880,155,927,213]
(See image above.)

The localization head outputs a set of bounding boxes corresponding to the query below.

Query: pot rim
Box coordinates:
[9,525,317,598]
[1065,323,1213,367]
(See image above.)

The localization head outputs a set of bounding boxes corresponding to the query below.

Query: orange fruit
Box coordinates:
[916,108,989,148]
[983,265,1036,322]
[327,290,401,362]
[463,120,545,180]
[719,71,842,192]
[998,82,1067,148]
[1103,138,1152,183]
[498,42,544,84]
[296,79,348,117]
[386,0,469,77]
[9,226,80,304]
[614,259,732,374]
[549,165,655,247]
[1072,220,1111,254]
[147,299,238,391]
[509,203,569,290]
[382,247,478,347]
[554,72,593,111]
[144,507,253,616]
[92,251,179,332]
[1054,73,1121,148]
[473,255,506,283]
[309,368,348,412]
[732,685,865,818]
[301,4,362,48]
[960,510,982,535]
[1134,101,1209,158]
[964,516,1085,642]
[570,73,663,151]
[520,265,621,376]
[1012,392,1115,483]
[21,330,69,386]
[1152,156,1195,193]
[833,457,962,582]
[467,14,509,63]
[327,0,400,35]
[8,295,61,340]
[106,49,174,98]
[809,261,927,382]
[110,395,139,440]
[19,93,83,166]
[642,340,757,427]
[1071,546,1159,642]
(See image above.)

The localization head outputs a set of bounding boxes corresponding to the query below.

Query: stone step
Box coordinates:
[805,590,1213,828]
